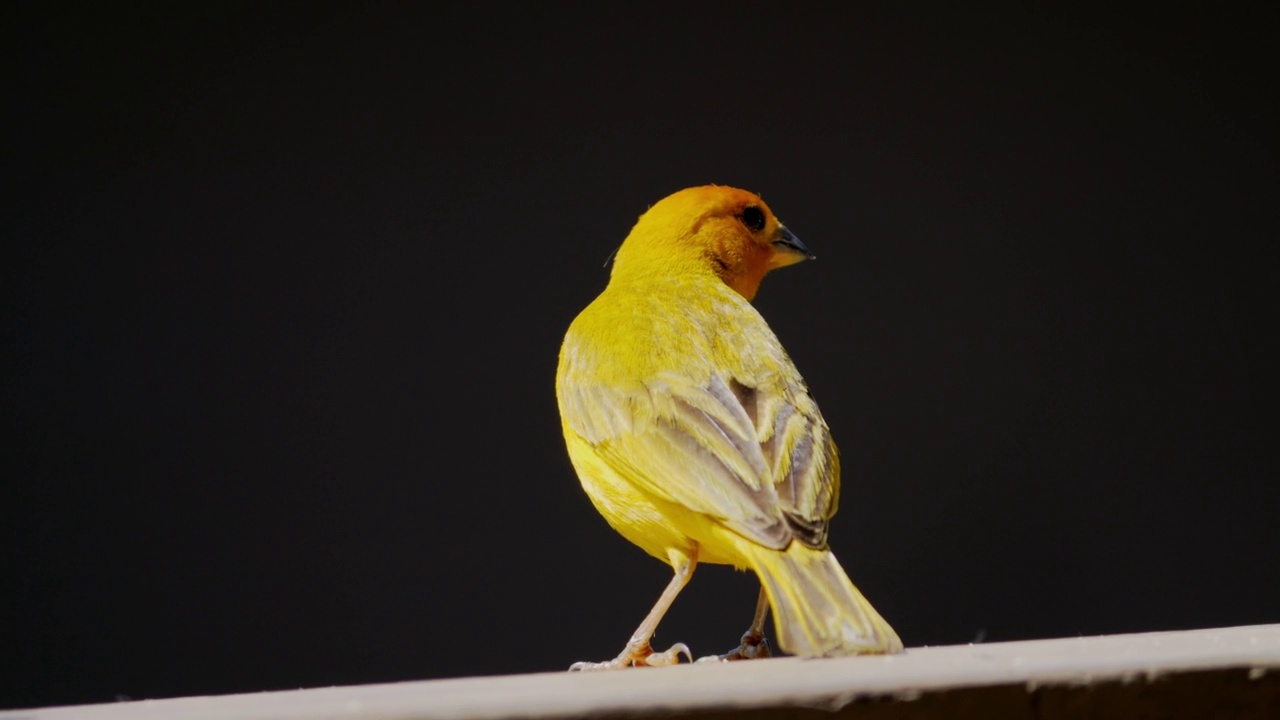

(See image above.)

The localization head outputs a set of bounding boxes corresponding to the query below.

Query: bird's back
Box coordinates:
[557,272,839,560]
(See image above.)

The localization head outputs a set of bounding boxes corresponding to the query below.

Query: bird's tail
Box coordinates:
[744,541,903,657]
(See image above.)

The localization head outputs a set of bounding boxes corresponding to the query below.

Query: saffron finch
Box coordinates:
[557,185,903,669]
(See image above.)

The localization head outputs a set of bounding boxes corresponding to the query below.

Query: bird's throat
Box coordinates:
[711,250,770,302]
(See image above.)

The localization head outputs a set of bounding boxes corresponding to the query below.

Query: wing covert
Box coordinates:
[560,365,839,550]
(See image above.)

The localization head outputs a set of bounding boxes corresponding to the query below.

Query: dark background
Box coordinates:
[5,1,1277,710]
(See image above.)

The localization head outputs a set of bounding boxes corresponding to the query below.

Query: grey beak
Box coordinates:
[773,226,816,260]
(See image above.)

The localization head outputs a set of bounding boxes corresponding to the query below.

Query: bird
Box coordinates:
[556,185,903,670]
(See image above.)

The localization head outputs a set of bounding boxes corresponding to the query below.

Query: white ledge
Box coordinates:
[6,624,1279,719]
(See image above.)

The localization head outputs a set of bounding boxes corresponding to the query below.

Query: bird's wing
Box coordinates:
[562,370,839,550]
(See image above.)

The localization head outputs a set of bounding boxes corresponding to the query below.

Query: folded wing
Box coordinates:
[561,369,840,551]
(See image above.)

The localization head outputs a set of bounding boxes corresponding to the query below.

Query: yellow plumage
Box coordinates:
[557,185,902,667]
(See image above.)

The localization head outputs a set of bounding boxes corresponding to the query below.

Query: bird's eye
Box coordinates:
[740,205,766,232]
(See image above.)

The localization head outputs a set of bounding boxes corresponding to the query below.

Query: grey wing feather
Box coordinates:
[573,370,839,550]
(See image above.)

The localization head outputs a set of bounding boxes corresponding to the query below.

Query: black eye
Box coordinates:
[740,205,766,232]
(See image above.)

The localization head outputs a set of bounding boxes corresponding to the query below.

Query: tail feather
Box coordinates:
[746,542,903,657]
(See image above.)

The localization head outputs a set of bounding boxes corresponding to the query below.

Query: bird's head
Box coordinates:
[611,185,814,301]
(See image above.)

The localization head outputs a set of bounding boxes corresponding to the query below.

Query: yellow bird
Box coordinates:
[556,185,903,669]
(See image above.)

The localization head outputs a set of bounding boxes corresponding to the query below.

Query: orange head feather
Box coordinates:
[611,185,814,301]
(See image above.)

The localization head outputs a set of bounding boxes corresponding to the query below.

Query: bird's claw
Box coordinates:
[695,629,772,663]
[643,642,692,667]
[569,641,693,671]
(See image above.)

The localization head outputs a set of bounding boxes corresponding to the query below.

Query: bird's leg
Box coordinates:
[696,585,773,663]
[731,586,774,660]
[569,548,698,671]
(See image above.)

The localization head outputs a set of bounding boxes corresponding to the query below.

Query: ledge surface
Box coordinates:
[6,624,1279,719]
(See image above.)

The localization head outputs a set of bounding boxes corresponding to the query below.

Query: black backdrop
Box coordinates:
[6,2,1277,710]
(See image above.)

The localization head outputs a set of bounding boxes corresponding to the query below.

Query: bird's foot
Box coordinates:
[569,641,692,671]
[695,629,772,663]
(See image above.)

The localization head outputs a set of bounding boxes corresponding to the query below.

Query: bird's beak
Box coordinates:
[769,225,816,269]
